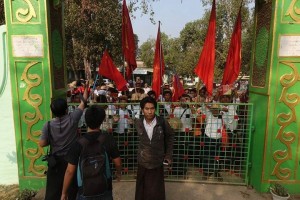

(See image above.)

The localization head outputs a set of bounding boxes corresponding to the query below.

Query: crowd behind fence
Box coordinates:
[69,101,253,185]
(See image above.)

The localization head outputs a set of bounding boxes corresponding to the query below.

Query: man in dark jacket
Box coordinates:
[134,96,174,200]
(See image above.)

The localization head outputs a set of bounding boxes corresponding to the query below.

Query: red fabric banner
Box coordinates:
[98,50,128,91]
[221,8,242,85]
[194,0,216,96]
[152,24,165,100]
[172,74,184,102]
[122,0,137,80]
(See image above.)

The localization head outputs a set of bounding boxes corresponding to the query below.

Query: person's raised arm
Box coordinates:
[78,80,89,110]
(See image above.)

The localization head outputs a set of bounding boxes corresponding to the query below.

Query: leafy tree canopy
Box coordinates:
[139,0,254,80]
[0,1,4,25]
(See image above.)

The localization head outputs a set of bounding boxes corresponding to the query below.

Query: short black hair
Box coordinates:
[95,94,108,103]
[140,96,157,110]
[163,89,172,96]
[147,90,156,97]
[180,94,192,101]
[190,88,197,93]
[85,105,106,129]
[50,98,68,117]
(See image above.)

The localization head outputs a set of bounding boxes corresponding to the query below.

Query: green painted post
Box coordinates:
[249,0,300,194]
[3,0,66,190]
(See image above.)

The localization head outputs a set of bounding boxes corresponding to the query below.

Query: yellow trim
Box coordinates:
[9,0,41,24]
[262,0,278,182]
[284,0,300,23]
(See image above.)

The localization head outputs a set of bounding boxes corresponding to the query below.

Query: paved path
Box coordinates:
[112,182,272,200]
[33,181,279,200]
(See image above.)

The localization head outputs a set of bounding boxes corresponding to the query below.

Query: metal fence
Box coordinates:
[74,101,253,185]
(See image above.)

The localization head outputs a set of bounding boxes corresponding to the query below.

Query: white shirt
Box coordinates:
[113,108,131,134]
[173,106,194,132]
[143,118,157,141]
[220,105,239,131]
[204,111,223,139]
[164,103,172,115]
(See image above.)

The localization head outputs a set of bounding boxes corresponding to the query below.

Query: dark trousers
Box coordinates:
[113,131,136,171]
[172,131,190,175]
[45,156,77,200]
[76,190,113,200]
[135,165,165,200]
[201,133,221,175]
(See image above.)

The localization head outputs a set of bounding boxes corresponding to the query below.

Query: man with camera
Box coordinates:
[39,80,89,200]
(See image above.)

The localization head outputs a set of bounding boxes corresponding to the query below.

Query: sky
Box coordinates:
[131,0,207,46]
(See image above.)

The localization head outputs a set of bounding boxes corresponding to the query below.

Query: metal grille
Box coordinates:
[77,102,253,185]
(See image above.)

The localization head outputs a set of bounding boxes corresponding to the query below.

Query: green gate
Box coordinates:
[76,102,253,185]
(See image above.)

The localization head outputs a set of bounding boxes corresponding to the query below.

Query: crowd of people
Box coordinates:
[39,77,250,200]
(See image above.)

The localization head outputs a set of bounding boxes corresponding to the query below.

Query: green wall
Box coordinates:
[3,0,66,190]
[249,0,300,193]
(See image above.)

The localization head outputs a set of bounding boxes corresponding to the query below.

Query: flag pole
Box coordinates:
[92,74,99,91]
[159,21,163,101]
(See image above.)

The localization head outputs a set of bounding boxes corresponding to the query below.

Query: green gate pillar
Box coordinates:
[4,0,66,190]
[250,0,300,193]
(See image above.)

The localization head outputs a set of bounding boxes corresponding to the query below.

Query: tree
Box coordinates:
[0,1,5,25]
[64,0,150,81]
[201,0,254,80]
[176,19,208,76]
[140,32,182,77]
[140,38,155,68]
[65,0,123,80]
[139,0,254,80]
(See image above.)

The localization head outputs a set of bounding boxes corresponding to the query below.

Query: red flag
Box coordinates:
[221,8,242,85]
[194,0,216,96]
[152,23,165,100]
[122,0,137,80]
[172,74,184,102]
[98,50,128,91]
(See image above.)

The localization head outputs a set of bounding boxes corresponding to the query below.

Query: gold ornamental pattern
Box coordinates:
[21,61,46,176]
[15,0,37,23]
[285,0,300,22]
[272,61,298,180]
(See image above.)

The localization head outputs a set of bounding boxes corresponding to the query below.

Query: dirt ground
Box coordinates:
[2,183,300,200]
[0,185,19,200]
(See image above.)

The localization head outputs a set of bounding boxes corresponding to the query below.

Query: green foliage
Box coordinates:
[140,38,155,68]
[64,0,150,80]
[138,0,254,80]
[0,1,4,25]
[270,183,289,197]
[65,0,123,79]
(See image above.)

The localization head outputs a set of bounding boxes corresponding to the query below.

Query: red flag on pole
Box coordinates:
[152,23,165,100]
[98,50,128,91]
[172,74,185,102]
[122,0,137,80]
[194,0,216,96]
[221,7,242,85]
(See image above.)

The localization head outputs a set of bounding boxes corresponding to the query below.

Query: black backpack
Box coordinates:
[78,134,110,197]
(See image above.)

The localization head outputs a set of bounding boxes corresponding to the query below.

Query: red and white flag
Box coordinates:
[222,7,242,85]
[122,0,137,80]
[172,74,184,102]
[194,0,216,96]
[98,50,128,91]
[152,23,165,100]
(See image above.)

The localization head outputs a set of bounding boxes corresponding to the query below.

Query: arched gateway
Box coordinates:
[2,0,299,194]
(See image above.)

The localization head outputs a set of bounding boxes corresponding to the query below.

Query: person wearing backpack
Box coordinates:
[61,105,122,200]
[39,80,89,200]
[134,96,174,200]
